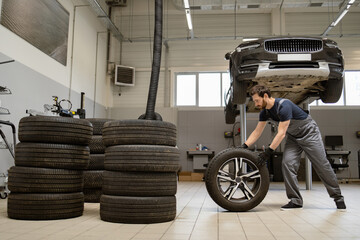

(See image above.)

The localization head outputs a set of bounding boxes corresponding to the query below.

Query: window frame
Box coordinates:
[309,70,360,108]
[174,71,230,108]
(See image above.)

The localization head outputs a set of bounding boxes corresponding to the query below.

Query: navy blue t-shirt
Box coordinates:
[259,98,308,122]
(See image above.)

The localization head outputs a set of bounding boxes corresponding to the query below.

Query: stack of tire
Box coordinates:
[83,118,112,203]
[100,119,180,224]
[7,116,92,220]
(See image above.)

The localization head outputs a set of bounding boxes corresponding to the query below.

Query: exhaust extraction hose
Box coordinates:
[141,0,163,121]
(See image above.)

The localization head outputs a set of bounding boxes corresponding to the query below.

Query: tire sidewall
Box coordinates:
[205,148,269,211]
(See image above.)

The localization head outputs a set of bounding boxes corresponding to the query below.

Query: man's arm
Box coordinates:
[269,120,290,150]
[244,121,267,147]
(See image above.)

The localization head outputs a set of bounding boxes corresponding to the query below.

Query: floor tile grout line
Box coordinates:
[159,182,203,240]
[187,182,211,240]
[271,207,306,240]
[236,210,249,240]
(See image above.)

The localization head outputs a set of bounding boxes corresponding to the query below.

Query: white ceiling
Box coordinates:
[171,0,359,10]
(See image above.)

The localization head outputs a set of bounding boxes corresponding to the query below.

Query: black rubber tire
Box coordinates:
[83,170,103,189]
[205,148,269,212]
[7,192,84,220]
[84,188,102,203]
[100,195,176,224]
[102,120,176,147]
[88,154,105,170]
[225,99,237,124]
[319,79,344,103]
[15,143,90,170]
[138,112,163,121]
[105,145,180,172]
[86,118,113,135]
[8,166,83,193]
[89,136,105,154]
[103,171,177,196]
[18,116,93,145]
[232,75,248,104]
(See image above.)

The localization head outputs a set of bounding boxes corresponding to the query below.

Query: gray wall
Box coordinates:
[177,110,273,172]
[177,108,360,179]
[311,108,360,179]
[0,55,107,173]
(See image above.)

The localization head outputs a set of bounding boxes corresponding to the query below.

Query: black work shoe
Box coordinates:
[280,202,303,211]
[336,200,346,212]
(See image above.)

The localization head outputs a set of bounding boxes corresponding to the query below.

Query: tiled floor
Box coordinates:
[1,181,360,240]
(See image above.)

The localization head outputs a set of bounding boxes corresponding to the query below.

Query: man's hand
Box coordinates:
[258,147,274,166]
[240,143,248,149]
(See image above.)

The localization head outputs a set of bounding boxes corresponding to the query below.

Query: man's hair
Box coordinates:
[250,85,271,98]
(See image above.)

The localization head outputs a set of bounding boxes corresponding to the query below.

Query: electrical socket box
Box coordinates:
[224,131,233,138]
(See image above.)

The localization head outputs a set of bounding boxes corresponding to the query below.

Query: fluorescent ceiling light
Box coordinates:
[348,0,355,4]
[243,38,259,42]
[185,9,193,30]
[331,9,349,26]
[183,0,190,9]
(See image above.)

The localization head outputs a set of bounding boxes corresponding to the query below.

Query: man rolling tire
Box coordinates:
[244,85,346,211]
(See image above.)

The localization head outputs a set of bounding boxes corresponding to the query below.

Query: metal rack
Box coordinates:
[0,86,14,151]
[0,86,11,115]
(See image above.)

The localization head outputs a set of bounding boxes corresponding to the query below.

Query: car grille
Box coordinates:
[264,39,322,53]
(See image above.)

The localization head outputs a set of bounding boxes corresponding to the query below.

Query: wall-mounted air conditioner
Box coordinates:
[114,65,135,87]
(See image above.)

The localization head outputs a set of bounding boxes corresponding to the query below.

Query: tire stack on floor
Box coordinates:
[7,116,92,220]
[83,118,112,203]
[100,119,180,224]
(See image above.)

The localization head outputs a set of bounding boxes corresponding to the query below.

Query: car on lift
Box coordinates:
[224,36,344,124]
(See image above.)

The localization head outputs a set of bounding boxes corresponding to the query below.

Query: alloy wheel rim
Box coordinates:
[216,157,262,203]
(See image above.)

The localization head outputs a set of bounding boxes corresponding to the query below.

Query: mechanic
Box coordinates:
[241,84,346,211]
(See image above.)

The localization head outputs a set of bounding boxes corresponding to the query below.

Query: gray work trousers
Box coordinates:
[282,115,344,206]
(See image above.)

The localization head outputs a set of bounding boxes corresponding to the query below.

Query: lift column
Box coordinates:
[239,104,247,146]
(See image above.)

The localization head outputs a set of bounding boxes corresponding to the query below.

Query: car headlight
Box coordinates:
[324,40,339,48]
[236,43,261,52]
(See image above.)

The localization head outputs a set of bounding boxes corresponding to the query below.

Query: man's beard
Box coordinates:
[256,100,267,110]
[261,101,267,109]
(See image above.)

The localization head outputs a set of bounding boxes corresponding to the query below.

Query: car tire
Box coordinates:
[100,195,176,224]
[225,99,237,124]
[105,145,180,172]
[8,166,83,193]
[103,171,177,196]
[102,120,176,147]
[8,192,84,220]
[86,118,113,135]
[83,170,103,189]
[319,79,344,103]
[88,154,105,170]
[15,143,90,170]
[84,188,102,203]
[89,136,105,154]
[18,116,93,145]
[232,74,248,105]
[205,148,269,212]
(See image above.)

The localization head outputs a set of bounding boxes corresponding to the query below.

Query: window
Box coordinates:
[310,70,360,107]
[176,74,196,106]
[175,72,230,107]
[344,71,360,106]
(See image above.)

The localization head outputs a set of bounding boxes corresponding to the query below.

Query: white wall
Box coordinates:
[0,0,111,173]
[0,0,110,109]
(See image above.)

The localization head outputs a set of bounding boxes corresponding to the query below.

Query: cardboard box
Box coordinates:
[178,171,192,181]
[178,172,204,181]
[191,172,204,181]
